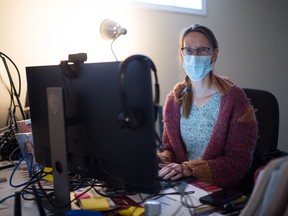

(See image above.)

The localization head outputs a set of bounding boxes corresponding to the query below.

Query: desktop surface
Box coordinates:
[0,166,39,216]
[0,164,248,216]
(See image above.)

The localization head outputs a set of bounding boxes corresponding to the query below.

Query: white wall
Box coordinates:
[0,0,287,151]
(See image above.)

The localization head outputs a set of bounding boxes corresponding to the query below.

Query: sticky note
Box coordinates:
[74,191,91,200]
[42,167,53,181]
[79,197,110,211]
[117,206,144,216]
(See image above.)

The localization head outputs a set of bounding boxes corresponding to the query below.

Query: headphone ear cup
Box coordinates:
[117,109,142,130]
[117,111,132,129]
[118,54,159,129]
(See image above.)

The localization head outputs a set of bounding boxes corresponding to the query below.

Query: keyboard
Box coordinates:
[159,176,197,190]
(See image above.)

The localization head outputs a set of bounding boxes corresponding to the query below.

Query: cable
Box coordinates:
[32,185,46,216]
[0,51,25,124]
[0,72,12,94]
[0,52,22,96]
[0,127,19,161]
[8,145,20,164]
[9,153,34,187]
[110,36,120,61]
[23,168,96,211]
[0,193,16,204]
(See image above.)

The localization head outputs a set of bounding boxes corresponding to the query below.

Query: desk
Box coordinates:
[0,165,40,216]
[0,165,245,216]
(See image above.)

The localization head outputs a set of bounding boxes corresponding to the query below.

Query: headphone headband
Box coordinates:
[118,55,160,129]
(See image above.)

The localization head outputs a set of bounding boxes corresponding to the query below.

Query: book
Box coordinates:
[15,132,36,174]
[16,119,32,133]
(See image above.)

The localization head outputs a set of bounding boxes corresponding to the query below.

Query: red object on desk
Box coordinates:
[110,194,141,209]
[191,180,222,193]
[74,192,91,200]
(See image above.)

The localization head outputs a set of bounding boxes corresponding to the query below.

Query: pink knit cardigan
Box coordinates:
[158,73,258,187]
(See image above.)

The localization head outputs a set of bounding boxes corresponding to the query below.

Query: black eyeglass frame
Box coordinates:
[180,47,213,56]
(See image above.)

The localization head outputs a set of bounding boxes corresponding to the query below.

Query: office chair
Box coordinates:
[240,88,280,194]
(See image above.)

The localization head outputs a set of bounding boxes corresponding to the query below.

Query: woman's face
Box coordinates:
[181,32,218,63]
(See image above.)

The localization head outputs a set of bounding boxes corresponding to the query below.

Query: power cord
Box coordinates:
[0,127,20,161]
[0,52,25,125]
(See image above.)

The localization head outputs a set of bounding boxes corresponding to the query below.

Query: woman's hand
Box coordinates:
[158,163,192,180]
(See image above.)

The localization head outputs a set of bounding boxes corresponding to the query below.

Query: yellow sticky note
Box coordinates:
[79,197,110,211]
[42,167,53,181]
[117,206,144,216]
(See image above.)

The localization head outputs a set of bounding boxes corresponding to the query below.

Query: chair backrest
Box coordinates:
[240,88,280,194]
[243,88,279,153]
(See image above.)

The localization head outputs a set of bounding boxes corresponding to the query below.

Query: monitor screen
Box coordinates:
[26,57,160,194]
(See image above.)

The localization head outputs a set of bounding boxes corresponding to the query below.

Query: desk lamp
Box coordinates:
[100,19,127,61]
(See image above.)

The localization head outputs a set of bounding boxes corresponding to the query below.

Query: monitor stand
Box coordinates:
[46,87,71,215]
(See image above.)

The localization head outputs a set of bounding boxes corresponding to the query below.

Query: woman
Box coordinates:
[158,24,258,187]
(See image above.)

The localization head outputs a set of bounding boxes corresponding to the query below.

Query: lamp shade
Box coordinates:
[100,19,127,40]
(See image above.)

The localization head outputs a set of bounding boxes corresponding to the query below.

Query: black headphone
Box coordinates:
[118,54,160,130]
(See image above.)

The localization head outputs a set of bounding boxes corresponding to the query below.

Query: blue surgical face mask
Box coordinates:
[183,55,213,81]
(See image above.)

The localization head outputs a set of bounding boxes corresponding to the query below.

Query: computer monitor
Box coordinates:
[26,56,161,198]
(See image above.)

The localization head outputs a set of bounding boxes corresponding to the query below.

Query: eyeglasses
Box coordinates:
[180,47,212,56]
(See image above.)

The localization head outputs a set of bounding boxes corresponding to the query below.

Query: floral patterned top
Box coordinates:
[180,92,220,160]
